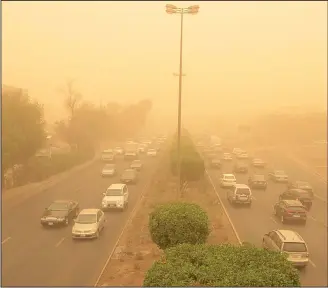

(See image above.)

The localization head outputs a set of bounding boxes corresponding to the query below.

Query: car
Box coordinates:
[41,200,79,227]
[120,168,138,184]
[262,229,309,268]
[248,174,267,190]
[210,158,221,169]
[222,152,233,161]
[268,170,289,183]
[101,163,116,177]
[236,151,249,159]
[101,183,129,211]
[227,184,252,206]
[252,158,266,168]
[138,144,147,154]
[72,209,105,239]
[279,189,313,210]
[101,149,115,162]
[233,161,248,173]
[147,149,157,157]
[273,199,307,224]
[220,173,237,188]
[232,148,243,155]
[130,159,143,171]
[114,147,124,155]
[287,181,314,199]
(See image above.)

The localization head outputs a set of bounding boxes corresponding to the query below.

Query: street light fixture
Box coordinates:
[165,4,199,196]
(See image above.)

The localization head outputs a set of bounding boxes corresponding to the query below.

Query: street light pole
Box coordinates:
[165,4,199,196]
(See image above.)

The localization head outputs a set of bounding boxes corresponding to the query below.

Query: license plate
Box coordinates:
[48,222,53,226]
[293,215,301,218]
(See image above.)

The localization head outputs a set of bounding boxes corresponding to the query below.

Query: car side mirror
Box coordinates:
[102,192,106,196]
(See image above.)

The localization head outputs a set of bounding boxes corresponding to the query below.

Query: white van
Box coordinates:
[101,184,129,211]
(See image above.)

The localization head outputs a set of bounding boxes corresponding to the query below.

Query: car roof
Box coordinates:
[108,183,126,190]
[103,149,113,152]
[79,208,99,215]
[295,181,310,185]
[124,168,135,172]
[275,230,305,243]
[253,174,265,178]
[234,184,250,189]
[288,188,309,194]
[282,199,303,206]
[223,173,235,177]
[52,200,71,204]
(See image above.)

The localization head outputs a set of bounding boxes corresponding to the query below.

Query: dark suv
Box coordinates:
[248,174,267,190]
[287,181,314,199]
[273,200,307,225]
[279,189,313,210]
[233,162,248,173]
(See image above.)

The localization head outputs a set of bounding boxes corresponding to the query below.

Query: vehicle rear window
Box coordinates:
[104,164,115,169]
[225,175,235,180]
[275,171,286,175]
[254,175,265,181]
[106,189,123,196]
[236,188,251,195]
[288,206,305,212]
[297,190,312,197]
[283,242,307,252]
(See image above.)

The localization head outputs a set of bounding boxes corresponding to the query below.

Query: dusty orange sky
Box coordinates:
[2,1,327,121]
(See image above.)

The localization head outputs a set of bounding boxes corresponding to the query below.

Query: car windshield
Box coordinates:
[104,164,115,169]
[132,160,141,165]
[106,189,123,196]
[254,175,265,181]
[254,159,262,162]
[122,170,135,178]
[48,202,69,211]
[288,206,305,212]
[212,159,220,163]
[283,242,307,252]
[297,182,310,187]
[149,149,155,152]
[236,188,251,195]
[225,175,235,180]
[297,190,312,197]
[76,214,97,224]
[102,151,113,156]
[275,170,286,175]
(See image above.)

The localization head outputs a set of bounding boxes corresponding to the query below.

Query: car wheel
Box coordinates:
[281,215,285,224]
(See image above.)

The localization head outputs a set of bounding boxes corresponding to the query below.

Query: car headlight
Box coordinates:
[116,201,123,206]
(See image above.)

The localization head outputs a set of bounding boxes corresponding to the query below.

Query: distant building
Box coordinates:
[2,85,28,96]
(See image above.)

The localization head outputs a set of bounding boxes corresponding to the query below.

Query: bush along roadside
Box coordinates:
[149,202,210,250]
[170,130,205,183]
[11,148,95,186]
[144,243,301,287]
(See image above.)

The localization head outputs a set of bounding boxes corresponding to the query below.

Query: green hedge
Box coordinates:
[148,202,210,250]
[170,131,204,181]
[144,243,301,287]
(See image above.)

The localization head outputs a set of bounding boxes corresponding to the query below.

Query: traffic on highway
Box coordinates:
[2,138,165,286]
[197,136,327,286]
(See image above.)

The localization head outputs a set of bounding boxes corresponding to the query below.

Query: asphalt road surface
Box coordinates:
[206,151,327,286]
[2,153,161,286]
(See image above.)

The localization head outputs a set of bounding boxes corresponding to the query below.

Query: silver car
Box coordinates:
[102,164,116,177]
[72,209,105,240]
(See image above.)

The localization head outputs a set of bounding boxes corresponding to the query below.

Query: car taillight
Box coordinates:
[285,210,294,214]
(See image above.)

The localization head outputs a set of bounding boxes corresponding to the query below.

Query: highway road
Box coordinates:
[206,152,327,286]
[2,152,161,286]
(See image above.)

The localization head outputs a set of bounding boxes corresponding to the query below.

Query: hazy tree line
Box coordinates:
[2,82,152,188]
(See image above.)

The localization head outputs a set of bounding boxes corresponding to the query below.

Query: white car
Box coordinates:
[262,230,309,268]
[227,184,252,206]
[72,209,105,239]
[114,147,124,155]
[222,152,233,160]
[237,151,249,159]
[147,149,157,157]
[101,184,129,211]
[220,174,237,187]
[101,164,116,177]
[101,149,115,162]
[252,158,266,167]
[232,148,243,155]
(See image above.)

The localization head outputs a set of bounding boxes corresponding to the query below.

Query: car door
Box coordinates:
[97,210,105,229]
[271,232,283,252]
[264,231,276,249]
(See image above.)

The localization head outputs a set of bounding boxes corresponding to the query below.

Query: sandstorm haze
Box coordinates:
[2,1,327,124]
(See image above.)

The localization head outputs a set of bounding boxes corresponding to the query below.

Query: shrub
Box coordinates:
[148,202,210,250]
[144,243,301,287]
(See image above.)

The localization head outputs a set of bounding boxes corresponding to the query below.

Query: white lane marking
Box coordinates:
[2,237,12,245]
[308,215,317,222]
[270,217,278,224]
[252,195,257,201]
[55,237,66,248]
[206,171,242,245]
[309,259,317,268]
[94,171,155,286]
[314,194,327,203]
